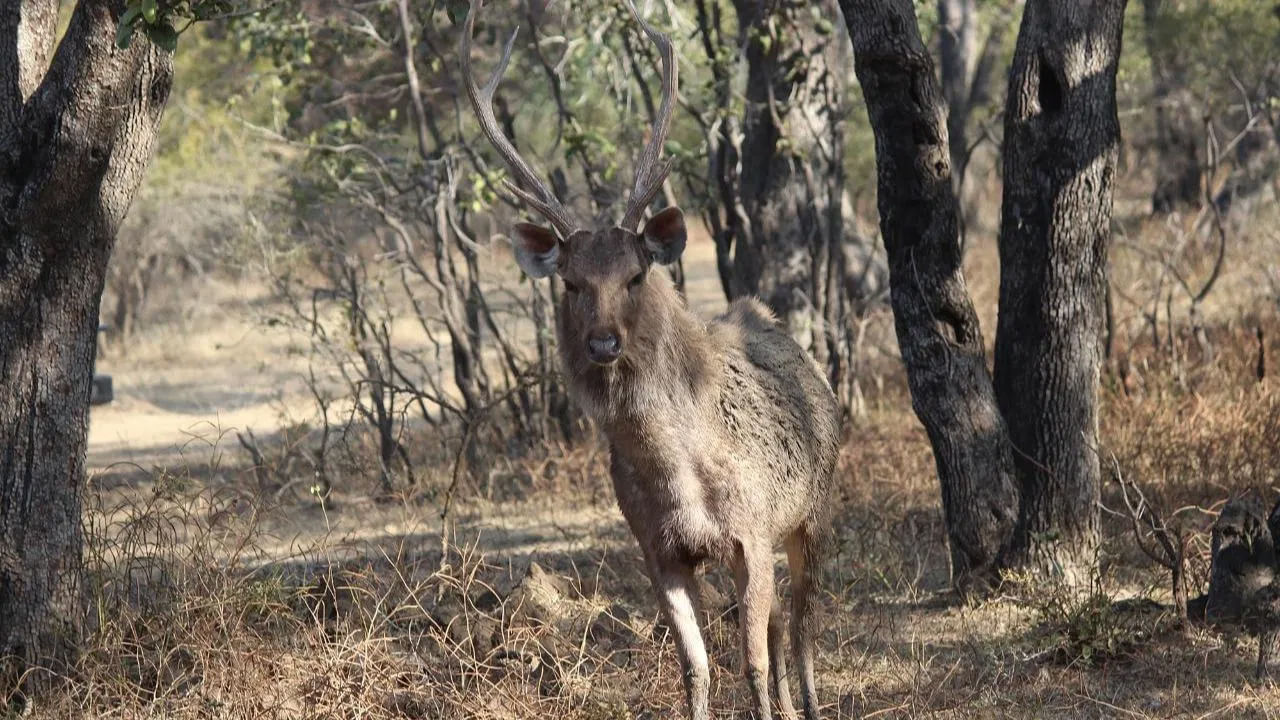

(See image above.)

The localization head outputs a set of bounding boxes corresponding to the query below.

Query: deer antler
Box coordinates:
[619,0,678,231]
[460,0,580,240]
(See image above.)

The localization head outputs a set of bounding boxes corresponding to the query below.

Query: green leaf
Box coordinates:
[146,22,178,52]
[115,4,141,49]
[142,0,157,24]
[116,21,135,49]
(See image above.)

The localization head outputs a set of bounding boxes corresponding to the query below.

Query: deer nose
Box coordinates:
[587,332,622,364]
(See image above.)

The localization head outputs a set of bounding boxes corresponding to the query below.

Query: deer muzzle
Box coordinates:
[587,331,622,365]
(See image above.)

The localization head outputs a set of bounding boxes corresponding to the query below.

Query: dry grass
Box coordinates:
[30,178,1280,717]
[29,358,1280,718]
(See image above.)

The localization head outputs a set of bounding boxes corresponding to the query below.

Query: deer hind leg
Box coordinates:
[785,526,823,720]
[1259,629,1279,681]
[733,542,775,720]
[769,596,798,719]
[652,560,711,720]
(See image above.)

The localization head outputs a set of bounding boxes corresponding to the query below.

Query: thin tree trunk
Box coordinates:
[1141,0,1201,214]
[838,0,1020,593]
[938,0,977,184]
[0,0,173,691]
[994,0,1126,581]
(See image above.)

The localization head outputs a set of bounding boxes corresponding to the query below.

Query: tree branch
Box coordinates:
[0,0,59,151]
[394,0,434,161]
[5,0,173,250]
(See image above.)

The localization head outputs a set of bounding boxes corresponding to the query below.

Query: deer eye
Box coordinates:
[562,279,580,294]
[628,272,645,290]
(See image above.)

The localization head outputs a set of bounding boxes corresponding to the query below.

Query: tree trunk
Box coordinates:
[937,0,1011,196]
[994,0,1126,581]
[730,0,846,363]
[0,0,173,692]
[840,0,1127,591]
[1141,0,1200,214]
[838,0,1020,593]
[937,0,977,184]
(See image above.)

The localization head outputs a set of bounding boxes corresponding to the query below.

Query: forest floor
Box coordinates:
[65,210,1280,719]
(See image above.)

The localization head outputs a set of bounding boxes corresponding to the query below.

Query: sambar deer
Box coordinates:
[460,2,841,717]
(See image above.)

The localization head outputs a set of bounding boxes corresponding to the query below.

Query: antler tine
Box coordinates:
[460,0,580,239]
[620,0,678,231]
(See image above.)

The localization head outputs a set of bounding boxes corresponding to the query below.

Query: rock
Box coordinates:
[1245,582,1280,679]
[1206,494,1276,625]
[507,561,575,626]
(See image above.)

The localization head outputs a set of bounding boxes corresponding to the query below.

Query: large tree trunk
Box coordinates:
[1141,0,1200,214]
[729,0,847,364]
[838,0,1020,593]
[0,0,173,692]
[993,0,1126,581]
[839,0,1127,591]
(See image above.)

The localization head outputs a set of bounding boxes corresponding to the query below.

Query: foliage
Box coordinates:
[1146,0,1279,103]
[104,23,289,344]
[115,0,236,50]
[1119,0,1279,169]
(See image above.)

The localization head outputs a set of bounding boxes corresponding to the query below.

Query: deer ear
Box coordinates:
[641,207,686,265]
[511,223,560,278]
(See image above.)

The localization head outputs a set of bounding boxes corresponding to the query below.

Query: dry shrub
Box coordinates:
[1082,316,1279,641]
[1005,567,1181,669]
[832,403,950,599]
[1105,364,1279,514]
[27,457,759,719]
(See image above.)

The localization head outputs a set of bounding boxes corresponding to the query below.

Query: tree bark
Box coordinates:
[994,0,1126,581]
[838,0,1020,593]
[0,0,173,692]
[1141,0,1201,214]
[840,0,1127,590]
[937,0,1013,238]
[730,0,847,364]
[937,0,977,184]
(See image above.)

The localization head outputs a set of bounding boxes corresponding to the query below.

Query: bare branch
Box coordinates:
[459,0,580,238]
[0,0,58,134]
[394,0,434,160]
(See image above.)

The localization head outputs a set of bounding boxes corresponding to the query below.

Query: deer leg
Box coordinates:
[733,542,775,720]
[653,560,711,720]
[786,527,822,720]
[769,596,798,719]
[1259,629,1279,681]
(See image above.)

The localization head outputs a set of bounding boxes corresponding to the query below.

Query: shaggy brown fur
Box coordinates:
[537,218,841,720]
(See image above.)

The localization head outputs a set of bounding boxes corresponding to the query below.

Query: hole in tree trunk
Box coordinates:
[1038,53,1063,116]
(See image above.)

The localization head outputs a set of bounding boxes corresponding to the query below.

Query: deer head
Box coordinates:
[460,0,685,366]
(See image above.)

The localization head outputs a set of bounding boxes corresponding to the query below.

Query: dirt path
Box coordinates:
[87,228,727,474]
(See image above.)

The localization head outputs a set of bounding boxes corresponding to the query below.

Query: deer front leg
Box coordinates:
[733,542,775,720]
[653,561,711,720]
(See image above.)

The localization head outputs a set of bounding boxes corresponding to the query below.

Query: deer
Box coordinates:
[460,2,841,718]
